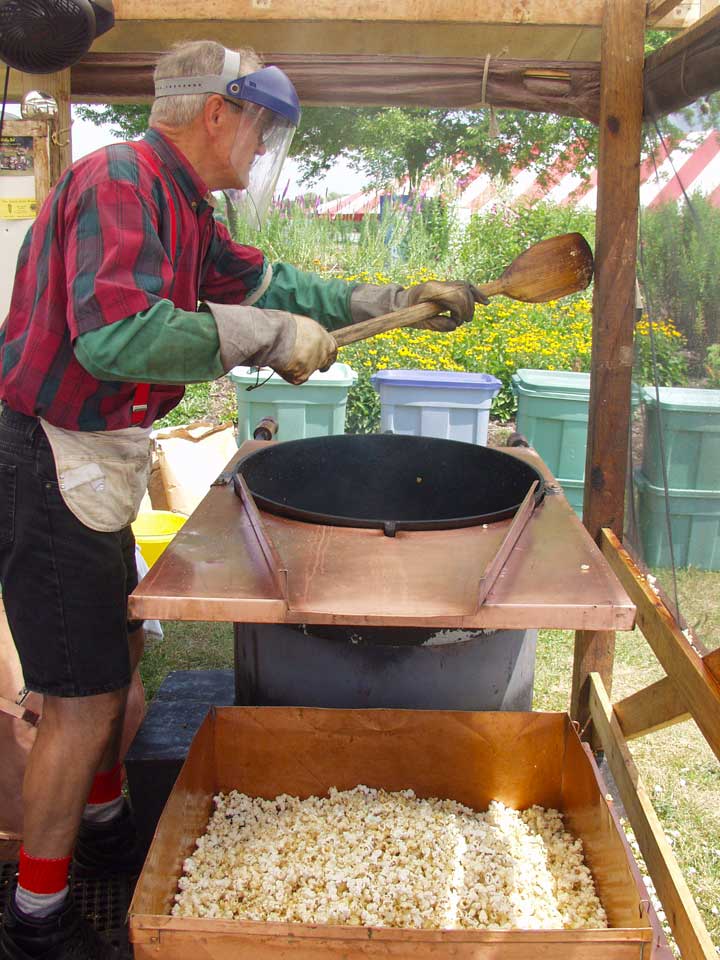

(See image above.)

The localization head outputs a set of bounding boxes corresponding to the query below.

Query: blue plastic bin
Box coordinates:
[371,369,501,445]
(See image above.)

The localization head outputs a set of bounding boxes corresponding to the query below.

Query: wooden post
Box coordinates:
[21,68,72,185]
[571,0,645,733]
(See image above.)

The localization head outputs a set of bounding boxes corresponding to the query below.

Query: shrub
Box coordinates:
[453,201,596,283]
[639,196,720,369]
[634,317,688,387]
[705,343,720,388]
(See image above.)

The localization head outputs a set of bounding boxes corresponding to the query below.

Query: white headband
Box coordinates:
[154,49,243,99]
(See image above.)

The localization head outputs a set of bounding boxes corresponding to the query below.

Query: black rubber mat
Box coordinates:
[0,861,133,958]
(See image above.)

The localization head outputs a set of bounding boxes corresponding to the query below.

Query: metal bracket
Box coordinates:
[0,692,40,727]
[211,468,235,487]
[476,480,538,609]
[233,473,290,605]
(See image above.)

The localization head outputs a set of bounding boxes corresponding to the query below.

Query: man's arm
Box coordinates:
[73,298,335,387]
[74,302,225,384]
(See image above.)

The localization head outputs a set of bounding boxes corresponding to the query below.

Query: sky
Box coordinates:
[71,109,368,198]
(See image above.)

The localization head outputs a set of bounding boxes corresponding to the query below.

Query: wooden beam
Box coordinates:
[646,2,720,68]
[589,672,718,960]
[650,0,720,29]
[614,675,690,739]
[614,645,720,740]
[582,0,645,542]
[600,529,720,762]
[112,0,607,24]
[647,0,686,25]
[644,5,720,119]
[20,69,72,184]
[572,0,645,734]
[107,0,711,27]
[570,629,616,741]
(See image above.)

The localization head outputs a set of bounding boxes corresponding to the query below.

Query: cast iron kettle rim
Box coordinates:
[233,433,545,536]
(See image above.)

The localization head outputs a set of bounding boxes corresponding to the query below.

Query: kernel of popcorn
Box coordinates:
[172,787,607,930]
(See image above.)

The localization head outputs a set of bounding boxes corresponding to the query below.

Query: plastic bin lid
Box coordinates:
[512,368,591,396]
[228,361,357,387]
[371,368,501,391]
[633,469,720,498]
[641,385,720,413]
[513,369,642,405]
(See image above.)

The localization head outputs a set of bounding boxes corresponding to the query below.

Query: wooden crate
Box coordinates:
[129,707,653,959]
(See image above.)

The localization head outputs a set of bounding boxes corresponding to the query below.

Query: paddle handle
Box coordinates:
[332,279,502,349]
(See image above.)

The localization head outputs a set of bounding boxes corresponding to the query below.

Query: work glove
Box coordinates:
[404,280,489,331]
[272,314,338,385]
[204,302,336,385]
[349,280,489,331]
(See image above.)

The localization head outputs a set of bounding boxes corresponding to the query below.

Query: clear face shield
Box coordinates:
[154,51,300,228]
[228,101,297,227]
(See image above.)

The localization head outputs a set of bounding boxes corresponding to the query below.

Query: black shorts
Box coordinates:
[0,405,143,697]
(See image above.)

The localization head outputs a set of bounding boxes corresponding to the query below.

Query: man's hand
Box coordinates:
[406,280,489,331]
[272,314,337,385]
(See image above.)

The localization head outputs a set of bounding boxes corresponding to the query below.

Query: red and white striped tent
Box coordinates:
[316,129,720,220]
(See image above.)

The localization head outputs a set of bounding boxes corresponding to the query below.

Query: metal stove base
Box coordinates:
[0,861,133,959]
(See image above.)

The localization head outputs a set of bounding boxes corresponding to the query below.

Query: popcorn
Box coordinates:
[171,786,607,930]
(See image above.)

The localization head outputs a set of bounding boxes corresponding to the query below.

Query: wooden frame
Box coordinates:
[583,529,720,960]
[0,119,51,207]
[5,0,719,954]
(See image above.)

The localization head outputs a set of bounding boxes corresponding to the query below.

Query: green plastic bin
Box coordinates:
[512,369,592,483]
[555,477,584,517]
[642,386,720,491]
[636,471,720,570]
[229,362,357,443]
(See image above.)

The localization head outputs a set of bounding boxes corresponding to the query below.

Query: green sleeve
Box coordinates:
[256,262,357,332]
[74,300,225,384]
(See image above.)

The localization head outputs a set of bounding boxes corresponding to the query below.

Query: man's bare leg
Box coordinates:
[94,625,146,773]
[21,687,128,859]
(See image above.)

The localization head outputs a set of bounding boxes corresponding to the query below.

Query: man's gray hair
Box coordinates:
[149,41,263,128]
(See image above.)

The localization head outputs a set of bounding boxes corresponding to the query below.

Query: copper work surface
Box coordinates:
[129,445,635,630]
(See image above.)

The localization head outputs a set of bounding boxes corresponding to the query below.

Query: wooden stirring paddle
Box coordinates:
[333,232,594,348]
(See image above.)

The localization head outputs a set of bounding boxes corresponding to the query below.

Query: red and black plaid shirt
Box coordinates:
[0,129,265,430]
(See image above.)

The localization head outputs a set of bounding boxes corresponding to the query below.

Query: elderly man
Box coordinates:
[0,40,482,960]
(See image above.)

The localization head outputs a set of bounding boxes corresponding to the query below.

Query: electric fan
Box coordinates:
[0,0,114,74]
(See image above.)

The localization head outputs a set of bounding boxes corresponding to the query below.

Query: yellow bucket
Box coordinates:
[132,510,187,568]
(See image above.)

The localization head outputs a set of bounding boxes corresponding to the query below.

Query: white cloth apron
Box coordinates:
[40,420,152,533]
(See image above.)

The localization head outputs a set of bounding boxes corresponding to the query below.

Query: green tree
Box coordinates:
[292,106,597,189]
[76,103,150,140]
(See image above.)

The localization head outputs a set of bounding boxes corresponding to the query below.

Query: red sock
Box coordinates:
[18,847,71,895]
[83,762,124,824]
[86,762,123,805]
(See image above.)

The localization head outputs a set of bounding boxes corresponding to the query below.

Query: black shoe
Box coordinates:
[0,895,120,960]
[73,802,145,878]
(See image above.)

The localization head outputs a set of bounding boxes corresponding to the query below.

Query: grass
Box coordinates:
[533,621,720,951]
[140,620,233,701]
[138,579,720,950]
